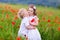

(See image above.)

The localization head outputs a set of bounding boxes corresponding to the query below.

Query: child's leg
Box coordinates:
[24,35,28,40]
[26,37,28,40]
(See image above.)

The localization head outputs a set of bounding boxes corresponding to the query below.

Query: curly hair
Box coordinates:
[28,4,36,15]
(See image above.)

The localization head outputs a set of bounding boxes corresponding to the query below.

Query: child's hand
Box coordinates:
[29,18,36,26]
[29,17,38,26]
[31,18,35,22]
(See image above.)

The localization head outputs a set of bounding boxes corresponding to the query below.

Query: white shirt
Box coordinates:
[19,17,29,36]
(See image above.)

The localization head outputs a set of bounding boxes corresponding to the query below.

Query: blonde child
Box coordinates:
[17,8,29,40]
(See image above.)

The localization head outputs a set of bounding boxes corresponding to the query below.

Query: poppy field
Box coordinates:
[0,3,60,40]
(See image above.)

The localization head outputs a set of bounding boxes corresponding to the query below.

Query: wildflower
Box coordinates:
[10,8,16,13]
[12,21,16,26]
[6,14,10,19]
[0,26,3,28]
[58,27,60,31]
[16,37,21,40]
[13,15,18,20]
[47,19,51,22]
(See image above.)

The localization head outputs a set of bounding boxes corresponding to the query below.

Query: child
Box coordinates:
[27,4,41,40]
[17,8,29,40]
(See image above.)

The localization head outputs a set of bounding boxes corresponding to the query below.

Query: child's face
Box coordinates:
[18,8,29,19]
[19,9,29,18]
[28,8,34,16]
[23,9,29,17]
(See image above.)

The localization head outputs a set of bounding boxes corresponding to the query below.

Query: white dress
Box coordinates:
[28,16,41,40]
[18,17,29,37]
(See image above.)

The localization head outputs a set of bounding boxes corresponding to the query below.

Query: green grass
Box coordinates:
[0,3,60,40]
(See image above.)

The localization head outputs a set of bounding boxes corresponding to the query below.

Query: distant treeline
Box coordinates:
[0,0,60,7]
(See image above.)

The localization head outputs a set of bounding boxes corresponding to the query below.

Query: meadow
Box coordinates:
[0,3,60,40]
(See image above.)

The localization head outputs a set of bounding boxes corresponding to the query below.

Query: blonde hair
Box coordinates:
[17,8,26,19]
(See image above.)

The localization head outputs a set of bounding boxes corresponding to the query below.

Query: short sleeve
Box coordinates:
[34,16,39,20]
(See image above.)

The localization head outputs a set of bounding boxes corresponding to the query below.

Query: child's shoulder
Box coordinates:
[23,17,29,21]
[34,16,39,20]
[34,16,38,18]
[23,17,28,19]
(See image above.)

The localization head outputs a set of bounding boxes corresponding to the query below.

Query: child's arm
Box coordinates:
[26,25,35,30]
[29,16,39,26]
[25,18,35,30]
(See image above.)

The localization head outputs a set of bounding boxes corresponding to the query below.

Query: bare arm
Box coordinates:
[26,25,35,30]
[29,16,39,26]
[25,18,35,30]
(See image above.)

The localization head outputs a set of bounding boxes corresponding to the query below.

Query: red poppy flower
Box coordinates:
[47,19,51,22]
[0,26,3,28]
[14,16,18,20]
[16,37,21,40]
[57,22,60,24]
[12,21,15,26]
[6,14,10,19]
[31,18,35,22]
[58,27,60,31]
[10,8,16,13]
